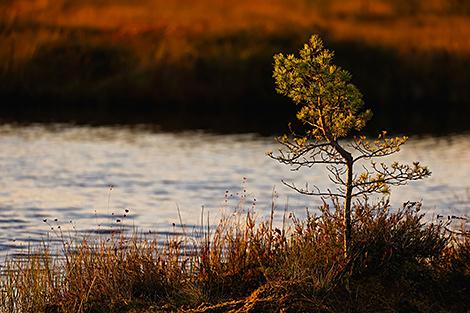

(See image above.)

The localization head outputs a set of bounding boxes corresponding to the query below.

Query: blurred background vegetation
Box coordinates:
[1,0,469,134]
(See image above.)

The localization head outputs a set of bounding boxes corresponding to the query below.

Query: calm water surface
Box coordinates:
[0,125,469,259]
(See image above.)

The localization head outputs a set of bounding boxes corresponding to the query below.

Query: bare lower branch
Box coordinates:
[281,180,344,198]
[268,138,346,171]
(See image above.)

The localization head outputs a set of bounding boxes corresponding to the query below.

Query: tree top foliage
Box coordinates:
[273,35,372,140]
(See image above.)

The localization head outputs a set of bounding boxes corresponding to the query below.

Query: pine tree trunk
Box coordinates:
[329,139,354,258]
[344,159,353,258]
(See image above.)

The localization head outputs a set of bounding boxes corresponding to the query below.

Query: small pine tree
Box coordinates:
[269,35,431,257]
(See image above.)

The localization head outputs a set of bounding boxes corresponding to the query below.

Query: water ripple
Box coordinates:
[0,125,469,259]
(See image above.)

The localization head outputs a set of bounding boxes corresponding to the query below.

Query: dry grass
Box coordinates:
[1,0,470,68]
[1,0,470,134]
[1,199,468,312]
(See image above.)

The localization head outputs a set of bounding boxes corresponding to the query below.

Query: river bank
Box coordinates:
[1,0,470,134]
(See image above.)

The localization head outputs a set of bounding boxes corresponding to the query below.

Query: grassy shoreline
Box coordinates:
[1,201,468,312]
[1,0,470,134]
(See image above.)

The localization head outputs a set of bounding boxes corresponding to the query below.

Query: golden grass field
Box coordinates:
[2,0,470,67]
[0,0,469,133]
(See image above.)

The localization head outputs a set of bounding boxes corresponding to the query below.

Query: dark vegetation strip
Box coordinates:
[0,21,469,134]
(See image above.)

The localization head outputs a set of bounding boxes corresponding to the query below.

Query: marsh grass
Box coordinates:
[1,0,470,133]
[1,199,468,312]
